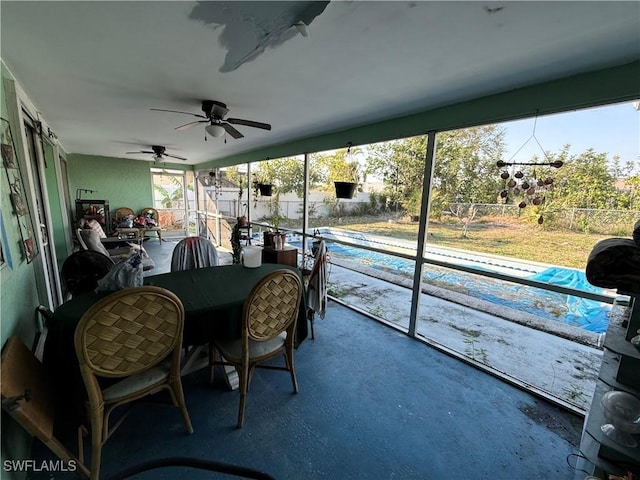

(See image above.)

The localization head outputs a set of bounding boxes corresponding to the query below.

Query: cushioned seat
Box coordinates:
[139,207,163,242]
[74,286,193,480]
[77,228,155,271]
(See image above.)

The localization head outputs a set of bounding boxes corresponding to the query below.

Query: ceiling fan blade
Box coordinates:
[226,118,272,130]
[165,153,188,161]
[151,108,207,119]
[175,120,207,131]
[126,150,154,154]
[221,122,244,139]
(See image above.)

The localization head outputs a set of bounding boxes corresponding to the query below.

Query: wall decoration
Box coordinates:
[1,120,16,168]
[1,117,38,263]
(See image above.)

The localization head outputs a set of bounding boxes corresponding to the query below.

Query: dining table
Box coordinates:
[43,263,307,438]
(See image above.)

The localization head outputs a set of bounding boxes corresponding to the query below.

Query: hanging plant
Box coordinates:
[334,142,361,199]
[252,177,273,197]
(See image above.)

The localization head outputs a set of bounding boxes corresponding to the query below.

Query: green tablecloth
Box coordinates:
[44,263,307,437]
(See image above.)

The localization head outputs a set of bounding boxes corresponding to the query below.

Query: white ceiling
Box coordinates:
[2,1,639,165]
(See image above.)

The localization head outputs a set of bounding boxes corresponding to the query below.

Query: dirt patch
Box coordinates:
[518,399,583,445]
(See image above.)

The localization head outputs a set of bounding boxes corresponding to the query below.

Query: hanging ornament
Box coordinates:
[495,110,562,219]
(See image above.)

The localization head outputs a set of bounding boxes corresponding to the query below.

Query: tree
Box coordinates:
[366,126,506,212]
[252,156,325,197]
[547,147,618,209]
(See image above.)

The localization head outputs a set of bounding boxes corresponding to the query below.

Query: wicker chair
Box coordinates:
[209,269,303,428]
[74,286,194,480]
[114,207,141,240]
[139,207,163,242]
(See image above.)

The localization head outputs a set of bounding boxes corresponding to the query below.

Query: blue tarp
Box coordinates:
[323,242,611,333]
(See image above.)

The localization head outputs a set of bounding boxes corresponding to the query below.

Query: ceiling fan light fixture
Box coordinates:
[153,154,164,163]
[205,124,226,138]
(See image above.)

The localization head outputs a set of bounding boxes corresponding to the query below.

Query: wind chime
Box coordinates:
[497,114,563,224]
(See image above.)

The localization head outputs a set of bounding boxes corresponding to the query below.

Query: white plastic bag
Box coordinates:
[97,254,144,291]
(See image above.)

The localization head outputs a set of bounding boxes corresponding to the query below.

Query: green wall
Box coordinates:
[1,63,42,480]
[67,154,157,225]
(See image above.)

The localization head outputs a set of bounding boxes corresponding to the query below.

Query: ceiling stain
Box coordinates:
[190,1,331,73]
[484,5,505,14]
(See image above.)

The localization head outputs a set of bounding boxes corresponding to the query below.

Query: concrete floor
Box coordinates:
[32,295,584,480]
[142,237,602,411]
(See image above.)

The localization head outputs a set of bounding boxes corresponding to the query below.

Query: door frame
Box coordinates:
[4,77,64,308]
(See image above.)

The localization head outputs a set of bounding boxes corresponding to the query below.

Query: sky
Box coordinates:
[501,101,640,172]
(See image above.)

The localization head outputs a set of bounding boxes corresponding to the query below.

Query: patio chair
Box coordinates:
[76,228,155,271]
[209,269,303,427]
[114,207,141,241]
[61,250,114,298]
[170,236,219,376]
[74,286,194,480]
[139,207,163,242]
[170,236,219,272]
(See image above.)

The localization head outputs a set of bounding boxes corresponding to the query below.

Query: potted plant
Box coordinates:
[334,160,361,199]
[231,223,242,264]
[333,153,362,198]
[263,201,284,247]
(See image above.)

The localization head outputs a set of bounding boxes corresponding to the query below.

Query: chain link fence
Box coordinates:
[448,203,640,235]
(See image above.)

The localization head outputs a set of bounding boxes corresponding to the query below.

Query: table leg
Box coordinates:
[181,346,239,390]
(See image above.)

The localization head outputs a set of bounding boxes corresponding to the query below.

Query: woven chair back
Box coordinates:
[114,207,135,222]
[243,270,302,342]
[140,207,159,222]
[74,286,184,377]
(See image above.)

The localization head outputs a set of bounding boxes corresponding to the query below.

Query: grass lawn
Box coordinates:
[307,215,610,270]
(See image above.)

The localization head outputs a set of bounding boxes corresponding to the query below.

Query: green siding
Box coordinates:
[1,63,40,480]
[67,154,157,223]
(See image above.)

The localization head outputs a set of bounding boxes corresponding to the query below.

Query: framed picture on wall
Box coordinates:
[1,118,16,168]
[9,179,27,216]
[1,117,38,263]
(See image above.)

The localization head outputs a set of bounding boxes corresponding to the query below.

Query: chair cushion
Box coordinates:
[102,360,170,402]
[215,332,287,361]
[80,229,111,257]
[86,219,107,238]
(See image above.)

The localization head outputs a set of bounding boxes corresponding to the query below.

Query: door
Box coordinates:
[23,115,63,306]
[151,168,195,238]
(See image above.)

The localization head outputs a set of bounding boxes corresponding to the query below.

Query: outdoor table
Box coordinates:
[43,263,307,437]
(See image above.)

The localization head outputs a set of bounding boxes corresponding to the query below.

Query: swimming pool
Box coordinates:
[286,228,611,333]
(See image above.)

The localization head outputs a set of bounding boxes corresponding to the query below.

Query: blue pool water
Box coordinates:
[286,233,610,333]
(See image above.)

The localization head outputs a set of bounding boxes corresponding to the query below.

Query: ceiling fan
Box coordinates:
[125,145,187,163]
[151,100,271,140]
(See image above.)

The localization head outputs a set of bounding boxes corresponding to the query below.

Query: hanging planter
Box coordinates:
[334,181,357,199]
[334,142,362,199]
[254,183,273,197]
[258,183,273,197]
